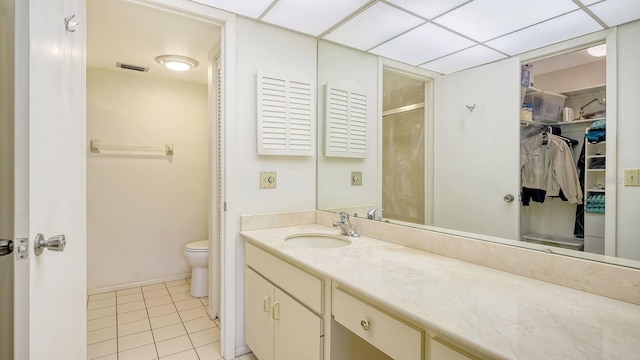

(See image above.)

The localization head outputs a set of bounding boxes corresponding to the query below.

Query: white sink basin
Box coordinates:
[285,234,352,248]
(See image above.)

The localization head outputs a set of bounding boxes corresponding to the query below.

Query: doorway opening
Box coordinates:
[381,70,429,225]
[86,0,223,358]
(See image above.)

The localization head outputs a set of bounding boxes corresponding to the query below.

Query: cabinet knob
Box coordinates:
[360,319,370,331]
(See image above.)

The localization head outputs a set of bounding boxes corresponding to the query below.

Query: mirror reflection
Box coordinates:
[317,20,640,268]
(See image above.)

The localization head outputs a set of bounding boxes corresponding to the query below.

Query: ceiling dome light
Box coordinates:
[154,55,199,72]
[587,44,607,57]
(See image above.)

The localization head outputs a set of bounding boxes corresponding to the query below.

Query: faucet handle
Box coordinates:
[336,211,350,224]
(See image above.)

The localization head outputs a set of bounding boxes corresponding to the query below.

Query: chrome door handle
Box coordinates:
[503,194,515,203]
[34,234,66,256]
[0,239,13,256]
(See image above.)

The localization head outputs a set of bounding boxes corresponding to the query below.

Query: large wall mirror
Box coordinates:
[317,20,640,270]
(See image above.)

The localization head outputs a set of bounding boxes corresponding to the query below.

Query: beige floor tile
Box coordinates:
[168,284,190,294]
[178,307,207,322]
[118,343,158,360]
[88,315,116,332]
[87,339,117,359]
[195,341,221,360]
[156,335,193,358]
[117,300,146,314]
[147,303,177,318]
[240,353,258,360]
[150,312,182,329]
[152,323,187,342]
[88,292,116,302]
[170,291,194,303]
[145,295,174,308]
[144,288,170,299]
[199,297,209,306]
[118,318,151,337]
[183,316,215,334]
[188,327,219,348]
[165,279,188,288]
[118,330,154,352]
[117,309,148,325]
[87,298,116,310]
[117,292,144,305]
[142,283,166,292]
[87,326,117,345]
[91,354,118,360]
[174,299,202,312]
[160,348,199,360]
[214,318,220,327]
[117,287,142,296]
[88,306,116,321]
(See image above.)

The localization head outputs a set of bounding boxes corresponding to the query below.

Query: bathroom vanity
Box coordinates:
[241,223,640,360]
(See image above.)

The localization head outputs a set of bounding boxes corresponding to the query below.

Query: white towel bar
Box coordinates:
[90,139,174,156]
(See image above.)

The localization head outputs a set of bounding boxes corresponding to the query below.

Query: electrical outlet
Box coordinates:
[260,171,277,189]
[351,171,362,186]
[624,169,640,186]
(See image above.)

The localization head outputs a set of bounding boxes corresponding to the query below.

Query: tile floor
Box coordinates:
[87,279,257,360]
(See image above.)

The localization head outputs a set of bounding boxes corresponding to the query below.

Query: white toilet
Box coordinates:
[183,240,209,297]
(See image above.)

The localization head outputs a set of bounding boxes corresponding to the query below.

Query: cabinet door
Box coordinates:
[274,287,323,360]
[245,267,275,360]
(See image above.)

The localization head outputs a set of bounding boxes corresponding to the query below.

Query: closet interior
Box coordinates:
[519,46,607,254]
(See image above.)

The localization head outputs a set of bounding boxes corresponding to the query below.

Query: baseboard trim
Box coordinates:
[235,345,251,358]
[87,273,191,295]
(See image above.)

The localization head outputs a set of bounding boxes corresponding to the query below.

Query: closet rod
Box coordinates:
[90,139,174,156]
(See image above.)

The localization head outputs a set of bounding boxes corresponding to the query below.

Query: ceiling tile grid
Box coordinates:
[193,0,640,74]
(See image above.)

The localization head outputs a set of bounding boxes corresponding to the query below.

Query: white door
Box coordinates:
[13,0,87,359]
[433,57,521,240]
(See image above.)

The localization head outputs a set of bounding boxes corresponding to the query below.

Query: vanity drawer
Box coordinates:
[245,242,324,314]
[333,287,423,360]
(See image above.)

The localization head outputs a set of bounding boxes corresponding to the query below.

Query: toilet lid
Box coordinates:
[185,240,208,251]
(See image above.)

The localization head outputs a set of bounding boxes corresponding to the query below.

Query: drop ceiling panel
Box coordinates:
[192,0,274,18]
[485,11,603,56]
[385,0,469,19]
[434,0,579,42]
[578,0,603,5]
[324,2,424,50]
[420,45,506,74]
[261,0,369,36]
[589,0,640,27]
[370,23,475,66]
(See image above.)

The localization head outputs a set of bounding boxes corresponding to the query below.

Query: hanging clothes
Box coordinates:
[574,141,586,238]
[520,132,583,206]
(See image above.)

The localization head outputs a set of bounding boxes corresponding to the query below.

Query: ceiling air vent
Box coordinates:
[116,62,149,72]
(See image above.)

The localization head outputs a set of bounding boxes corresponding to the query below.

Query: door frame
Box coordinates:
[519,28,617,258]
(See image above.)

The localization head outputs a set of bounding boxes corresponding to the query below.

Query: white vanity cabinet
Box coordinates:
[245,243,324,360]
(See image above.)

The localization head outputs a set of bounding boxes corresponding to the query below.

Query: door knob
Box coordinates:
[503,194,515,203]
[34,234,66,256]
[0,239,13,256]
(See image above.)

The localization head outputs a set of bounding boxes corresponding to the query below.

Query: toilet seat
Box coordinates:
[185,240,208,252]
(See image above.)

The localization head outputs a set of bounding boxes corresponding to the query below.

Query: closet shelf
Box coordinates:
[520,118,604,127]
[587,155,606,159]
[522,233,584,251]
[587,188,606,193]
[587,169,606,172]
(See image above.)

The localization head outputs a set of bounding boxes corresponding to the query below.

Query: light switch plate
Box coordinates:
[624,169,640,186]
[351,171,362,186]
[260,171,277,189]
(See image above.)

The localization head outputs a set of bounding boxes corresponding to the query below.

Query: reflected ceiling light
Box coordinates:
[587,44,607,57]
[154,55,199,72]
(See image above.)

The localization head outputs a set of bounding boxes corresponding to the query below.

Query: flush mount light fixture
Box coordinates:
[154,55,199,72]
[587,44,607,57]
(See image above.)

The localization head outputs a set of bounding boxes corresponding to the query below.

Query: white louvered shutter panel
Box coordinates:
[324,84,368,158]
[257,72,314,156]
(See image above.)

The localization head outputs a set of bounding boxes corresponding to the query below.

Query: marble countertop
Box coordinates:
[241,224,640,360]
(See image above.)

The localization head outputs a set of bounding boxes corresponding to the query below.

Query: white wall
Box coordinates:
[616,20,640,261]
[227,17,317,354]
[534,60,606,94]
[87,67,209,290]
[0,0,13,358]
[317,40,379,212]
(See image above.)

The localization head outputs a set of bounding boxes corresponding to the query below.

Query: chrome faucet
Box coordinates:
[366,208,383,221]
[333,212,359,237]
